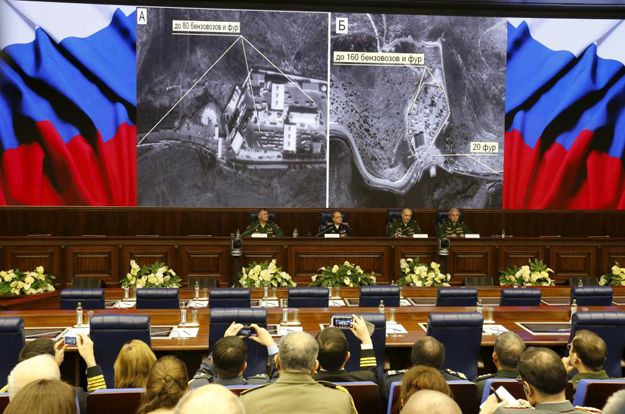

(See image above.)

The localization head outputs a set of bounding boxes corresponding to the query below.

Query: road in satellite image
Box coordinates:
[329,13,506,208]
[136,8,328,207]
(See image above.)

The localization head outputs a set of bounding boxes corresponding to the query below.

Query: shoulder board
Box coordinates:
[475,373,496,381]
[272,222,280,228]
[248,373,269,380]
[445,368,467,380]
[191,373,210,381]
[387,369,408,376]
[574,406,602,413]
[240,382,271,395]
[392,218,401,223]
[317,380,337,389]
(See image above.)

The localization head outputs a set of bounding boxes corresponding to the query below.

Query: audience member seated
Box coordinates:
[314,315,377,382]
[175,384,246,414]
[400,389,462,414]
[4,379,77,414]
[240,332,357,414]
[384,336,466,400]
[393,366,453,414]
[561,330,609,389]
[114,339,157,388]
[475,332,526,399]
[7,354,60,400]
[602,389,625,414]
[480,347,587,414]
[190,322,278,388]
[138,356,188,414]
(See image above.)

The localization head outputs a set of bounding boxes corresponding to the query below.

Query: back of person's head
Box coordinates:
[602,389,625,414]
[316,327,348,371]
[4,379,77,414]
[396,366,452,413]
[174,384,245,414]
[18,338,55,363]
[212,336,248,379]
[518,347,567,396]
[138,356,188,414]
[410,337,445,369]
[277,331,319,374]
[8,354,60,399]
[571,330,607,371]
[400,390,462,414]
[114,339,157,388]
[494,332,525,369]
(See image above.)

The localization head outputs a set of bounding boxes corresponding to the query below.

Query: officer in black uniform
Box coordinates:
[318,211,354,237]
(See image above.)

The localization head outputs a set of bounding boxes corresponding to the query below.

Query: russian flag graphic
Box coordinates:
[0,1,137,205]
[504,18,625,209]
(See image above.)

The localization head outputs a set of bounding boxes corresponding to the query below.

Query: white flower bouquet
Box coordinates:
[397,258,450,287]
[238,259,296,288]
[120,260,182,288]
[600,262,625,286]
[0,266,56,295]
[309,261,376,287]
[500,259,554,286]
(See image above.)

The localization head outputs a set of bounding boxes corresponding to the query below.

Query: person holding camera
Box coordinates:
[189,322,278,388]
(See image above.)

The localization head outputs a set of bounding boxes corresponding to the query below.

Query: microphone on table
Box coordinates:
[315,224,335,237]
[240,224,260,237]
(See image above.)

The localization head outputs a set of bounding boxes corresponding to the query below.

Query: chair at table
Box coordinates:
[136,288,179,309]
[319,210,348,234]
[499,288,541,306]
[386,209,403,237]
[209,308,267,376]
[0,393,8,413]
[463,277,494,287]
[71,278,104,288]
[0,317,25,384]
[334,382,380,414]
[570,286,613,306]
[566,311,625,378]
[436,287,478,307]
[427,313,483,380]
[359,286,400,307]
[288,287,329,308]
[187,277,219,288]
[90,314,151,387]
[573,379,625,409]
[60,288,105,310]
[86,388,144,414]
[331,313,386,383]
[209,288,251,308]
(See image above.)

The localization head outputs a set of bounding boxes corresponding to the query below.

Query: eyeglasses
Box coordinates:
[515,375,524,385]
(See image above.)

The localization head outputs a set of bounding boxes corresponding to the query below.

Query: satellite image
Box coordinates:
[136,8,328,207]
[329,13,506,208]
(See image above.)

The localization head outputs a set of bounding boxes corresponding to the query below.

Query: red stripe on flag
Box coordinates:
[504,129,625,209]
[0,121,136,205]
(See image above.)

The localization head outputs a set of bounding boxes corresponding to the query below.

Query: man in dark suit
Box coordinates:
[313,315,376,382]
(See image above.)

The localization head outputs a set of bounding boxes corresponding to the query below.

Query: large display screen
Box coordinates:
[1,0,623,209]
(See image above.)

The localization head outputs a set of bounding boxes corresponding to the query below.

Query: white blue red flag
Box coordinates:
[0,1,136,205]
[505,18,625,209]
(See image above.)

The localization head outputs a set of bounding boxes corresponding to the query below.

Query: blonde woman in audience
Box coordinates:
[4,379,77,414]
[138,356,189,414]
[393,366,454,414]
[114,339,157,388]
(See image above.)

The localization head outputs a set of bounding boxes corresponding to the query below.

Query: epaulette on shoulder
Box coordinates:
[392,218,401,223]
[317,380,338,389]
[240,382,271,395]
[474,373,496,381]
[191,372,210,381]
[573,406,602,413]
[387,369,408,376]
[247,373,269,380]
[445,368,467,380]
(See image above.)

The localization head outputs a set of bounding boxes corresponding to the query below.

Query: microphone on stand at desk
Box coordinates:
[315,224,335,237]
[240,224,260,237]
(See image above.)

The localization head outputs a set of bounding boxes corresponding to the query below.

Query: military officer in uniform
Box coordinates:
[475,332,525,402]
[243,209,284,237]
[438,207,471,238]
[241,331,357,414]
[562,330,610,390]
[318,211,354,237]
[389,208,422,238]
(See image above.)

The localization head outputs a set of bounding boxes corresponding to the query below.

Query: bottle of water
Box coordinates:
[123,285,129,300]
[379,300,385,314]
[235,229,240,239]
[477,298,483,314]
[502,229,506,239]
[571,299,578,321]
[76,302,84,326]
[194,281,200,299]
[578,279,584,287]
[293,228,298,238]
[180,304,187,326]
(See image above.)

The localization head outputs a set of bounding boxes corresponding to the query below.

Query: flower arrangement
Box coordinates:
[397,258,451,287]
[309,261,376,287]
[600,262,625,286]
[238,259,296,288]
[0,266,56,295]
[120,260,182,288]
[499,259,555,286]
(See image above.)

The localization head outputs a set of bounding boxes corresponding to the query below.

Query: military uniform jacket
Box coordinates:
[438,220,471,237]
[320,223,355,237]
[188,351,276,390]
[571,370,610,389]
[389,219,421,237]
[244,221,284,237]
[313,347,376,382]
[241,373,357,414]
[495,401,593,413]
[382,368,466,401]
[474,369,519,403]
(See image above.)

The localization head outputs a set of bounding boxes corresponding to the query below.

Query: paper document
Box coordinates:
[480,386,522,409]
[482,325,509,335]
[113,301,135,309]
[169,327,199,339]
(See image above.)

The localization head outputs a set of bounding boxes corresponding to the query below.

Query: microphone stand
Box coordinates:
[315,224,336,237]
